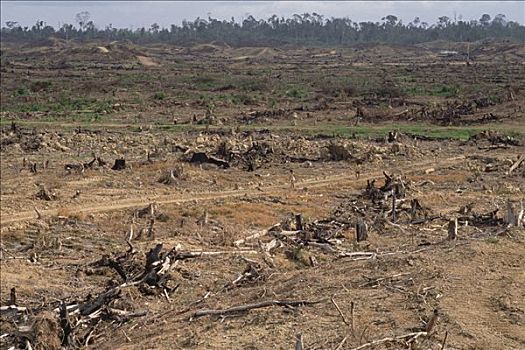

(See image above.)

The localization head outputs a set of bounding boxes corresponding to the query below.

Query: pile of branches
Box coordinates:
[333,172,436,229]
[271,215,349,247]
[237,141,275,171]
[468,130,521,147]
[0,123,43,151]
[0,243,196,349]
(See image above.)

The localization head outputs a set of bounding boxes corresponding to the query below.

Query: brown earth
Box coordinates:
[0,40,524,350]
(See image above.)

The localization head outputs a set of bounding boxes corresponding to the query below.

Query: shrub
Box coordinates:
[153,91,166,100]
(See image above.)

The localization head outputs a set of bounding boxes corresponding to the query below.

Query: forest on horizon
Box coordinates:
[1,12,524,46]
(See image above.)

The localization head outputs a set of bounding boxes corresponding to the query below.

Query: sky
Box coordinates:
[1,1,524,29]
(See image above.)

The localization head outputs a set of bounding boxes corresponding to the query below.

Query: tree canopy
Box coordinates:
[1,12,523,46]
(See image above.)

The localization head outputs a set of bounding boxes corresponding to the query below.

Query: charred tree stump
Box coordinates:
[391,190,397,223]
[387,130,399,143]
[145,244,163,272]
[355,218,368,242]
[112,158,126,170]
[107,258,128,282]
[447,219,458,240]
[295,214,303,231]
[9,287,16,306]
[60,301,74,346]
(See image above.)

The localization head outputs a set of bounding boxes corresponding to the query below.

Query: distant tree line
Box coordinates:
[1,12,524,46]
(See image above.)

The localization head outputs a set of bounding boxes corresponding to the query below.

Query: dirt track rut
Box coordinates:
[0,156,465,227]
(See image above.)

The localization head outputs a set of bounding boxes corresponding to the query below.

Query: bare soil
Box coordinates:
[0,40,524,350]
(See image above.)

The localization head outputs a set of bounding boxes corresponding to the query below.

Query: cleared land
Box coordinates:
[0,40,524,350]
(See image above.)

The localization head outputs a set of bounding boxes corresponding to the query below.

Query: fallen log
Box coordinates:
[191,299,324,319]
[338,251,376,260]
[184,250,260,257]
[349,331,428,350]
[107,308,147,322]
[190,152,229,169]
[234,228,272,247]
[0,305,27,314]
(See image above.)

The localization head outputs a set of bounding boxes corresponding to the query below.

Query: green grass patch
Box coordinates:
[1,118,523,142]
[153,91,166,100]
[291,123,520,140]
[280,84,311,100]
[12,87,29,97]
[431,85,459,98]
[405,86,427,96]
[2,96,115,114]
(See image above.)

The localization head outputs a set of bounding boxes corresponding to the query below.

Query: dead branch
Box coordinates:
[334,336,348,350]
[107,308,147,319]
[331,296,349,326]
[440,331,448,350]
[338,252,376,260]
[59,301,74,346]
[191,299,324,319]
[234,227,273,247]
[349,331,428,350]
[33,207,42,220]
[0,305,27,313]
[185,250,260,257]
[350,301,355,334]
[307,242,338,252]
[425,309,439,333]
[508,155,525,174]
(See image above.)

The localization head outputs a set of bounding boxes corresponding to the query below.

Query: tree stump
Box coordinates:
[355,218,368,242]
[391,190,397,222]
[505,199,517,226]
[447,218,458,240]
[295,214,303,231]
[112,158,126,170]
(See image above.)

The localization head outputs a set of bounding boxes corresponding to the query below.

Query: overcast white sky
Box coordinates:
[1,1,524,29]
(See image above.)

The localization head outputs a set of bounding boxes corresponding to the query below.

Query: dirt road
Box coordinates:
[0,155,464,227]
